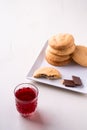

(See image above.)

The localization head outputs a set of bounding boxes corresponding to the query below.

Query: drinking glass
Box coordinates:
[14,83,39,117]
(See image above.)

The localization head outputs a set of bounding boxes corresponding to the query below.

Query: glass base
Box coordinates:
[20,112,35,118]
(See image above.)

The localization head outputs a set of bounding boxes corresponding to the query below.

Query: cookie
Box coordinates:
[48,33,74,50]
[45,56,72,66]
[72,45,87,67]
[33,67,62,79]
[45,48,70,62]
[46,44,76,56]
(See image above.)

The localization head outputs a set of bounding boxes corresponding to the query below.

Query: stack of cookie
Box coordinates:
[45,33,76,66]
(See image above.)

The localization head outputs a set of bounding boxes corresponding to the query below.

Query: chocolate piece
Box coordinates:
[63,79,76,87]
[72,76,82,86]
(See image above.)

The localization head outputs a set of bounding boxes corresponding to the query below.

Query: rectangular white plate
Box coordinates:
[27,41,87,94]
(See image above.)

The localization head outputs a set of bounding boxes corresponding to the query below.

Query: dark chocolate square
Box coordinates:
[72,76,82,86]
[63,79,76,87]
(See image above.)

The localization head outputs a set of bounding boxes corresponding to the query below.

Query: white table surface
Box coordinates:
[0,0,87,130]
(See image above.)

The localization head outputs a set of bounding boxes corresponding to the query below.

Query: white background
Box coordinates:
[0,0,87,130]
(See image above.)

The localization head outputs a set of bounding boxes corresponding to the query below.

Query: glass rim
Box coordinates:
[14,82,39,103]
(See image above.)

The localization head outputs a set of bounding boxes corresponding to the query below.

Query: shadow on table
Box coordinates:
[21,109,54,128]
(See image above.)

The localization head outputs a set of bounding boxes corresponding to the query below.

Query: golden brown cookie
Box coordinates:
[46,44,76,56]
[72,45,87,67]
[45,55,72,66]
[45,48,70,62]
[33,67,62,79]
[48,33,74,50]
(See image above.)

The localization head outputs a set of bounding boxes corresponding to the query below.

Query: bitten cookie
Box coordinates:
[72,45,87,67]
[33,67,62,79]
[48,33,74,50]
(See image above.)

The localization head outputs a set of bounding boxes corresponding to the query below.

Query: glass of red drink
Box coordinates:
[14,83,39,117]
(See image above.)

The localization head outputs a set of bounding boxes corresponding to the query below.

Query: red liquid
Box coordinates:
[15,87,38,116]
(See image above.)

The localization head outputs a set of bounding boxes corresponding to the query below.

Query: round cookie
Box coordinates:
[45,55,71,66]
[72,45,87,67]
[48,33,74,50]
[47,44,76,56]
[45,48,70,62]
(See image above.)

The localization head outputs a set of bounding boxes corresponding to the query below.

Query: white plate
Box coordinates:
[27,41,87,94]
